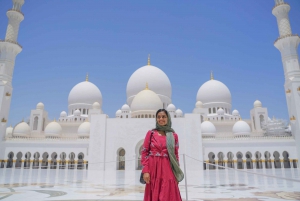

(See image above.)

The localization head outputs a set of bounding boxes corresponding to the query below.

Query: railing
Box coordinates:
[4,136,89,142]
[0,39,22,48]
[7,9,24,17]
[272,2,289,10]
[274,34,299,44]
[202,135,294,141]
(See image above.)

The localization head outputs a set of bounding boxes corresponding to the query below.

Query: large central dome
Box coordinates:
[127,64,171,107]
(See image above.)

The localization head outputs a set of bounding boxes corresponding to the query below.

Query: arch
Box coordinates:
[259,115,264,127]
[245,152,253,169]
[208,152,215,170]
[209,108,211,114]
[200,115,204,123]
[50,152,58,169]
[117,148,125,170]
[227,152,234,168]
[255,151,262,169]
[213,108,216,113]
[83,109,86,114]
[33,116,38,130]
[236,152,244,169]
[282,151,291,168]
[32,152,40,169]
[135,138,145,170]
[141,114,144,118]
[273,151,281,169]
[6,152,14,168]
[41,152,49,169]
[59,152,66,169]
[137,145,143,170]
[145,114,148,118]
[264,151,272,169]
[15,152,22,168]
[24,152,31,168]
[77,152,84,170]
[217,152,225,169]
[0,160,4,168]
[68,152,76,169]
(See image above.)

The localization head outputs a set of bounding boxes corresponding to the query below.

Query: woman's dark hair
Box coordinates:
[156,109,168,118]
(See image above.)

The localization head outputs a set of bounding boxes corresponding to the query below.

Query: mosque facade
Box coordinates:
[0,0,299,172]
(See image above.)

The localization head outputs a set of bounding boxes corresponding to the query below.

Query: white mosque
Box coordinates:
[0,0,299,173]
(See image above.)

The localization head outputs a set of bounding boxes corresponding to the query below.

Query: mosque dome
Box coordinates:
[45,121,62,137]
[195,101,203,108]
[121,104,130,111]
[78,121,90,137]
[167,104,176,112]
[93,102,101,109]
[201,121,216,135]
[13,122,30,137]
[60,111,67,117]
[36,102,44,110]
[6,126,13,136]
[116,109,122,116]
[68,81,102,107]
[131,88,163,112]
[197,78,231,105]
[232,109,239,116]
[175,109,183,117]
[232,120,251,136]
[126,63,171,106]
[254,100,262,108]
[217,108,225,115]
[74,109,81,116]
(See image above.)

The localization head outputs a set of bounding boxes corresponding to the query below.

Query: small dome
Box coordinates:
[6,126,13,136]
[45,121,62,137]
[74,109,81,116]
[36,102,44,110]
[121,104,130,111]
[78,121,90,137]
[131,88,163,112]
[116,109,122,116]
[232,109,239,116]
[232,120,251,136]
[195,101,203,108]
[93,102,101,109]
[197,79,231,105]
[60,111,67,117]
[167,104,176,112]
[68,81,102,106]
[201,121,216,135]
[217,108,224,115]
[13,122,30,137]
[175,109,183,117]
[254,100,262,108]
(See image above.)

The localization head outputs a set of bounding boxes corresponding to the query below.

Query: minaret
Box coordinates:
[272,0,300,165]
[0,0,25,140]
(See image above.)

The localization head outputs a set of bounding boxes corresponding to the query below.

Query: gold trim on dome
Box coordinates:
[286,89,291,93]
[290,116,296,121]
[148,54,150,65]
[210,71,214,80]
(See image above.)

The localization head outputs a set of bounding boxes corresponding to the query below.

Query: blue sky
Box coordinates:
[0,0,300,126]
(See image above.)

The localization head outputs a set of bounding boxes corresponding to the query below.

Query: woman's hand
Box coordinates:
[143,173,150,184]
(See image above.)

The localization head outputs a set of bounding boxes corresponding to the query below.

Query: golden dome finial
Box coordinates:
[54,118,56,122]
[210,71,214,80]
[86,73,89,82]
[148,54,151,65]
[145,82,149,90]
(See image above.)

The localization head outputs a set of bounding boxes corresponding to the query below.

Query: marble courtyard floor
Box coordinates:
[0,168,299,201]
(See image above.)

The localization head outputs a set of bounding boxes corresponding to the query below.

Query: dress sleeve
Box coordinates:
[141,130,152,173]
[174,133,179,163]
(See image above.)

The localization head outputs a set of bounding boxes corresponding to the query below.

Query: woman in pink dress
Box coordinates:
[141,109,182,201]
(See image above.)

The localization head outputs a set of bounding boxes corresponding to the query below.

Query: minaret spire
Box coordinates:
[272,0,300,165]
[0,0,25,140]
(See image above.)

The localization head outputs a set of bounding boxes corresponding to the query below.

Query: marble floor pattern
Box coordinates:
[0,167,299,201]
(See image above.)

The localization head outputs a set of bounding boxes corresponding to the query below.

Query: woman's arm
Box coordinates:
[141,130,152,173]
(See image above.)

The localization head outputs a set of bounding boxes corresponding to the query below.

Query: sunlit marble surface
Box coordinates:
[0,167,299,201]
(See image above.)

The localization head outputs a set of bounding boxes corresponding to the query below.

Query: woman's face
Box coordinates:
[156,111,168,126]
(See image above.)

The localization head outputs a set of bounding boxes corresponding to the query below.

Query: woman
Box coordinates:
[141,109,182,201]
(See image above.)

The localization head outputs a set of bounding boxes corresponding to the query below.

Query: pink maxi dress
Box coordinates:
[141,130,182,201]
